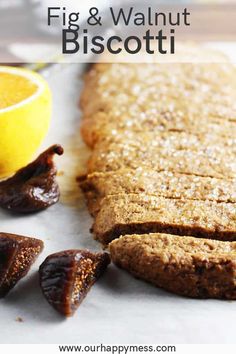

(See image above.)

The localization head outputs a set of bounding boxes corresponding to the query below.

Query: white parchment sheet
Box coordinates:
[0,56,236,344]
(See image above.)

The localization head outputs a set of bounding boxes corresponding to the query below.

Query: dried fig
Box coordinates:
[39,250,110,316]
[0,232,44,297]
[0,145,63,213]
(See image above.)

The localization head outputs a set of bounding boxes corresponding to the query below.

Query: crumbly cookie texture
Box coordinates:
[80,58,236,244]
[109,233,236,299]
[92,194,236,244]
[79,169,236,216]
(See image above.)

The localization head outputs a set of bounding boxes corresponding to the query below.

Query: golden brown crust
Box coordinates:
[109,233,236,299]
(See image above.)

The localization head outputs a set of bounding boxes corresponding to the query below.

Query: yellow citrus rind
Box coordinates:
[0,66,52,178]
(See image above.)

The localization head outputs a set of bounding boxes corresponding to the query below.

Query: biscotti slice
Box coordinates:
[81,112,236,148]
[88,140,236,179]
[92,194,236,244]
[79,169,236,215]
[109,233,236,299]
[91,130,236,153]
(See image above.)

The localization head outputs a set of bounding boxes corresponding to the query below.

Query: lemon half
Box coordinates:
[0,66,51,178]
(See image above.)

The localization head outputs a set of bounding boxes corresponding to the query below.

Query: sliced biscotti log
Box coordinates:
[109,233,236,299]
[79,169,236,216]
[87,139,236,179]
[92,194,236,244]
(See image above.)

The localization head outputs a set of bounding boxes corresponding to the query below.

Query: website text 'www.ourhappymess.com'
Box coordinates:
[58,344,176,354]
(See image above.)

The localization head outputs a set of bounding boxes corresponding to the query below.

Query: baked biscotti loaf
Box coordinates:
[109,233,236,299]
[80,56,236,245]
[79,169,236,216]
[92,194,236,244]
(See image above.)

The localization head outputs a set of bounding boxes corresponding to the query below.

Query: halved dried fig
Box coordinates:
[39,250,110,316]
[0,145,64,213]
[0,232,44,297]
